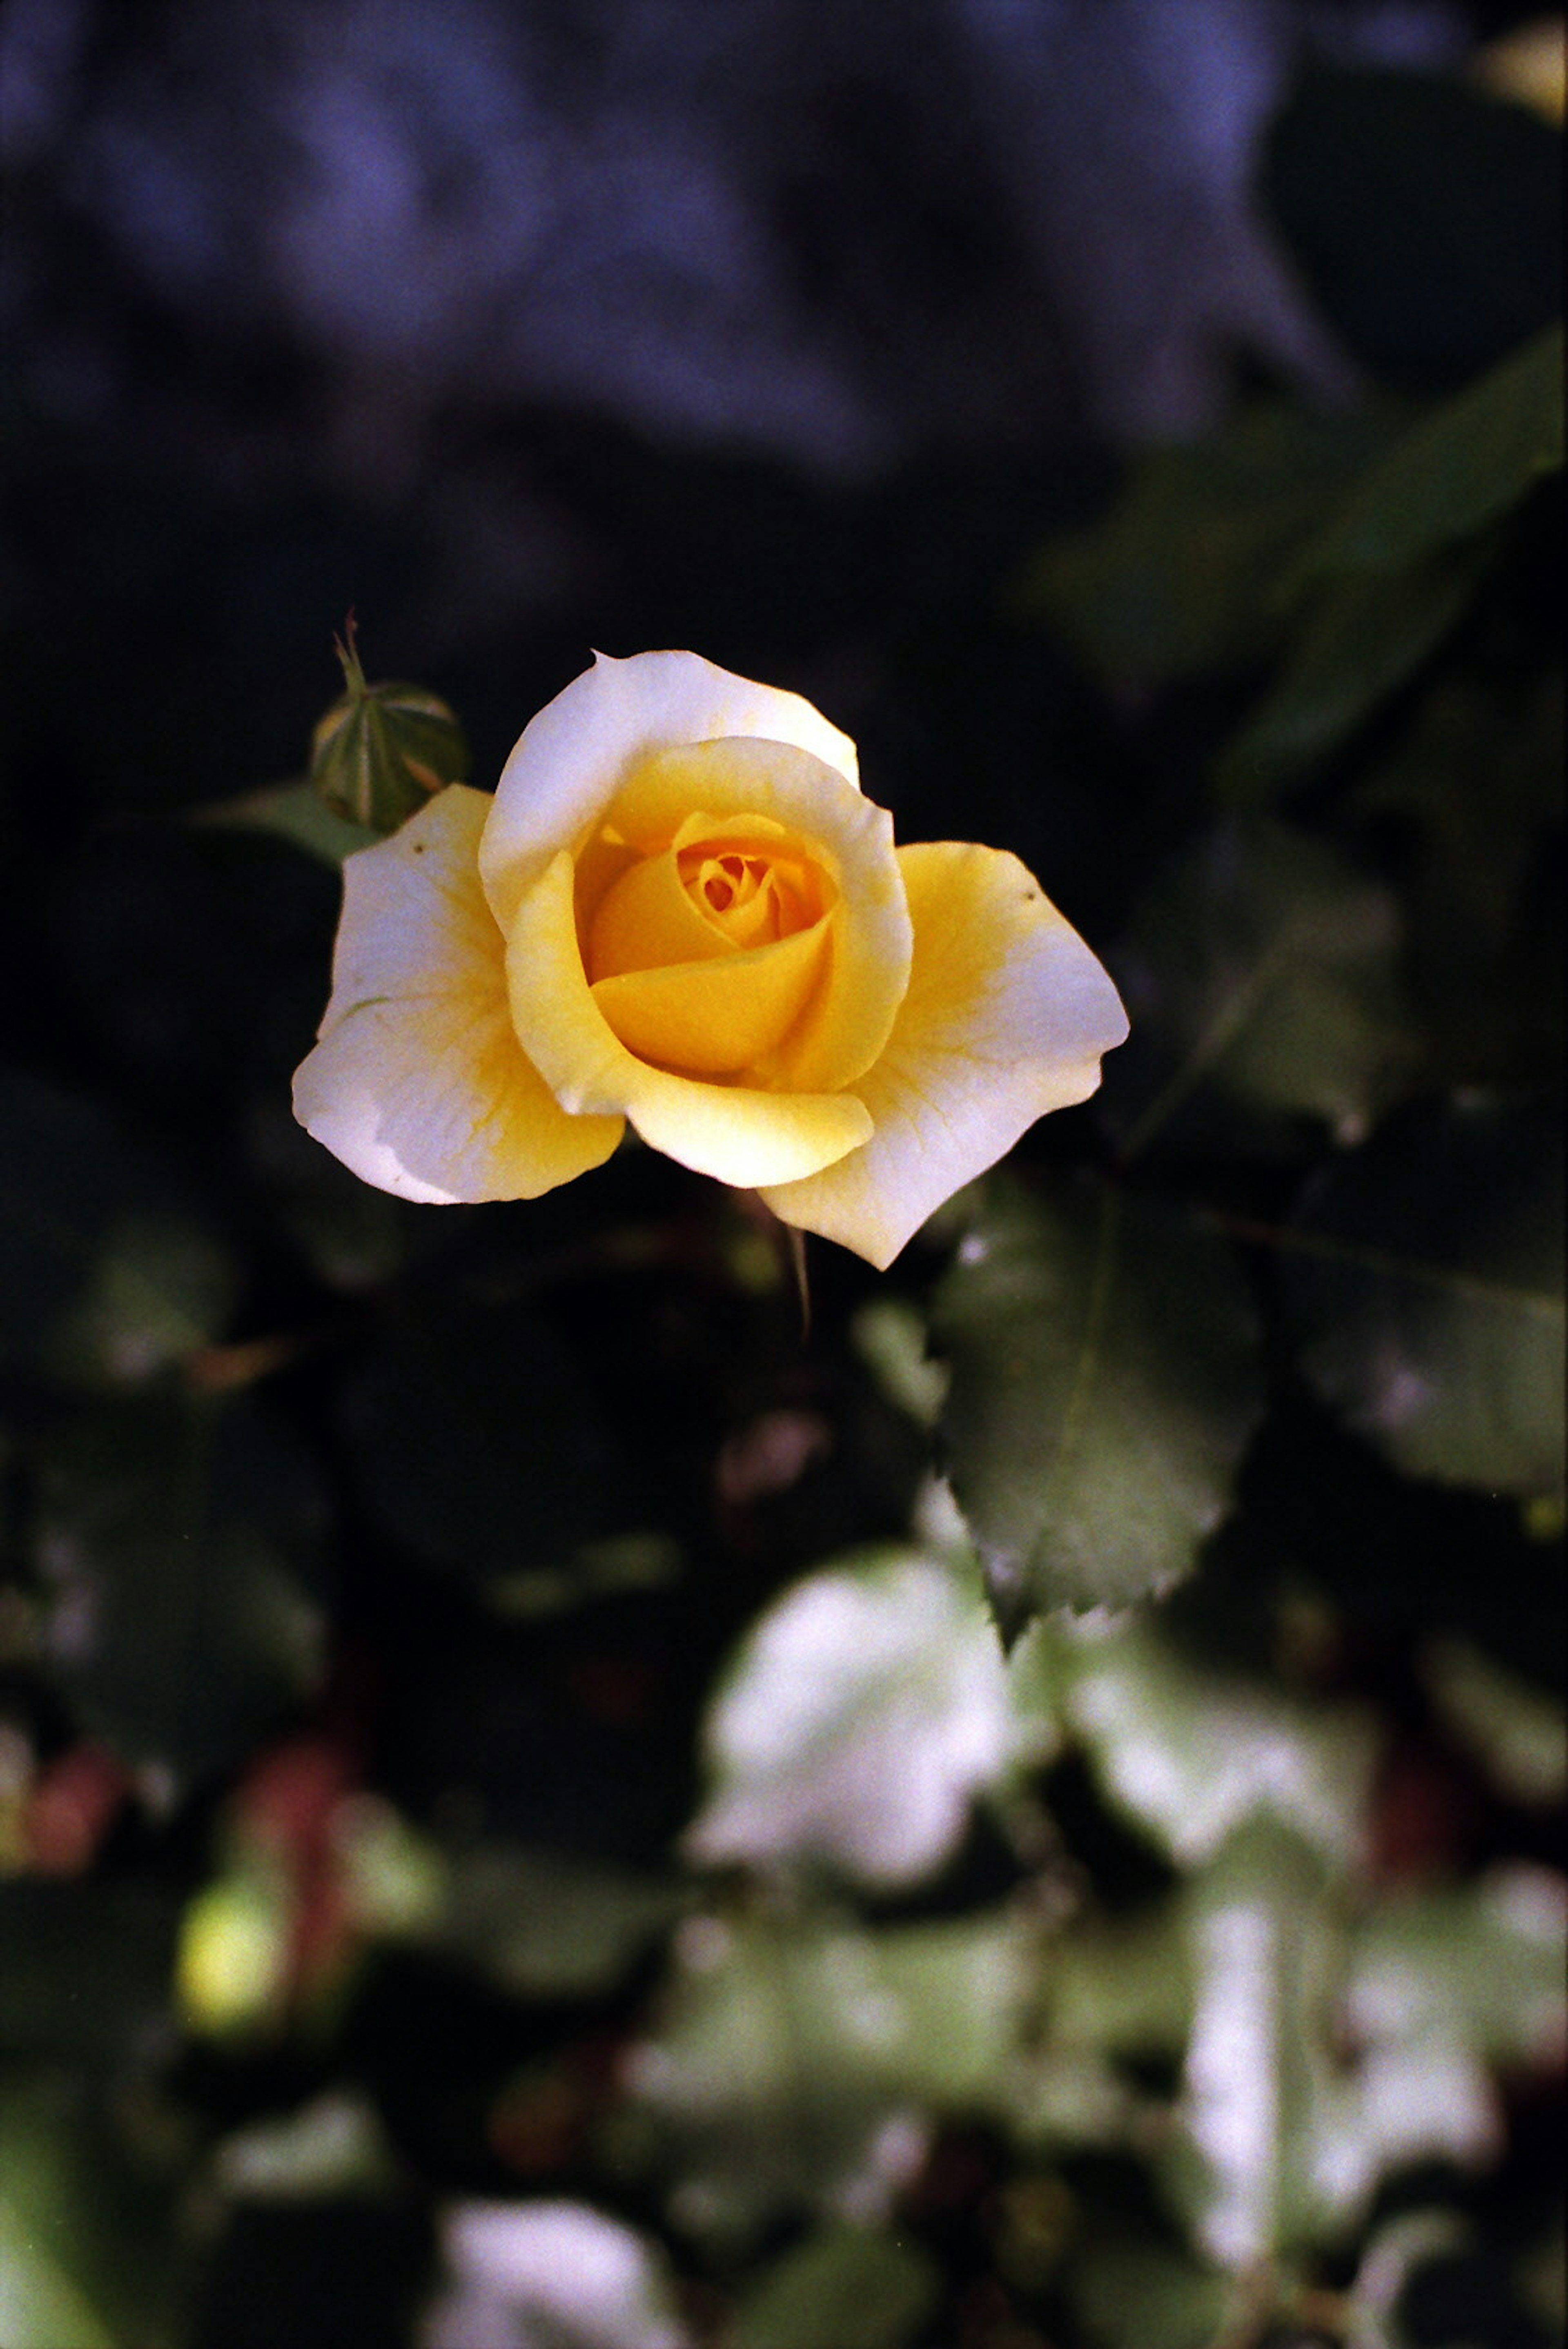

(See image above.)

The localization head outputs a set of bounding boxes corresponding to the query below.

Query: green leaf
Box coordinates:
[734,2223,939,2349]
[1421,1637,1567,1806]
[627,1908,1033,2239]
[428,2201,688,2349]
[684,1545,1016,1887]
[1161,1821,1341,2268]
[1102,818,1423,1157]
[1287,323,1564,583]
[1065,2224,1232,2349]
[192,777,379,866]
[933,1178,1264,1632]
[1262,65,1564,393]
[1346,1864,1567,2074]
[1065,1624,1378,1869]
[31,1392,328,1787]
[0,2069,183,2349]
[1018,403,1389,690]
[0,1070,237,1386]
[1164,1834,1566,2272]
[1008,1895,1194,2152]
[434,1844,684,2000]
[212,2094,399,2202]
[1350,671,1564,1088]
[1215,544,1490,797]
[1282,1096,1565,1499]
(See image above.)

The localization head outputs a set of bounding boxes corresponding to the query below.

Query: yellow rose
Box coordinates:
[293,651,1127,1267]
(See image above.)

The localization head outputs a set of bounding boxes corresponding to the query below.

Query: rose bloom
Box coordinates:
[293,651,1127,1267]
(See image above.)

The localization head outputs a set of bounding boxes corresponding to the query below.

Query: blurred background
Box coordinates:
[0,3,1563,2345]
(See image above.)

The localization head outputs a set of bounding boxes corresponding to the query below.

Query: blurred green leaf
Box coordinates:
[1166,1836,1566,2273]
[212,2093,399,2202]
[1287,323,1563,585]
[1018,403,1388,690]
[627,1908,1032,2238]
[1162,1821,1341,2267]
[47,1214,238,1393]
[1065,2224,1231,2349]
[1421,1637,1567,1807]
[1065,1625,1377,1869]
[0,1070,237,1386]
[684,1546,1016,1888]
[1263,66,1564,393]
[1352,672,1564,1087]
[1214,327,1562,798]
[1009,1897,1194,2151]
[1282,1096,1565,1499]
[192,777,379,867]
[428,2200,688,2349]
[1103,818,1422,1155]
[31,1392,328,1786]
[933,1178,1264,1632]
[435,1843,684,2000]
[1046,1901,1193,2062]
[1215,544,1490,796]
[1346,1864,1567,2074]
[733,2222,939,2349]
[0,2069,182,2349]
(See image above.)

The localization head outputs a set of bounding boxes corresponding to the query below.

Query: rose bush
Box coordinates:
[293,651,1127,1266]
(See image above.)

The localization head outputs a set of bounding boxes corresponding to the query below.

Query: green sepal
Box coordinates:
[308,619,470,834]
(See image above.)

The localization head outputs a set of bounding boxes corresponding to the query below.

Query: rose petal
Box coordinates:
[592,922,830,1075]
[293,788,623,1203]
[606,738,912,1093]
[508,851,874,1187]
[586,835,752,977]
[481,650,860,929]
[759,841,1129,1267]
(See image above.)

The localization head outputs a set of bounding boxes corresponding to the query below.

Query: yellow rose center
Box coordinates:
[581,813,835,1080]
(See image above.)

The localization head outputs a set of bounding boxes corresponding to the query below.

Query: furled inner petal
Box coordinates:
[600,740,911,1094]
[506,848,873,1187]
[586,814,833,981]
[591,920,831,1075]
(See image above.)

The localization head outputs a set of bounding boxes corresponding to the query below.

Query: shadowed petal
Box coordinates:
[759,842,1129,1267]
[293,787,622,1203]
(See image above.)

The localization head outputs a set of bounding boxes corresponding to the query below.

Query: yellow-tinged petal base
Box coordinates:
[759,841,1129,1267]
[293,787,622,1204]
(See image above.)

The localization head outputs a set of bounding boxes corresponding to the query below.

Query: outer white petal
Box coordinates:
[479,650,860,928]
[759,841,1129,1267]
[293,787,622,1203]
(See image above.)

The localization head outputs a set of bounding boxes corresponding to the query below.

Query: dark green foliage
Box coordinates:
[1099,816,1423,1157]
[934,1180,1264,1627]
[32,1393,328,1787]
[1284,1097,1565,1501]
[1263,67,1562,391]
